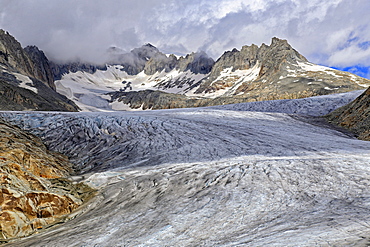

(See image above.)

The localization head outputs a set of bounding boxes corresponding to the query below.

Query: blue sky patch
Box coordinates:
[332,65,370,79]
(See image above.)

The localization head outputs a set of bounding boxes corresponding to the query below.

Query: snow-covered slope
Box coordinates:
[55,65,207,111]
[2,93,370,246]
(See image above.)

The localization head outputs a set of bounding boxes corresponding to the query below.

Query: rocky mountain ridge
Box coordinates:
[0,30,79,111]
[51,44,214,81]
[54,38,369,111]
[1,29,369,112]
[195,37,308,94]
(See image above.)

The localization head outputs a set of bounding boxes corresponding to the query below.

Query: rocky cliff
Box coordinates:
[326,87,370,140]
[0,30,79,111]
[0,30,35,80]
[0,30,53,89]
[23,46,55,89]
[0,119,94,242]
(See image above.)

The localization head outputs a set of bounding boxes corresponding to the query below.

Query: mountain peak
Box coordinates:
[143,43,156,49]
[271,37,289,46]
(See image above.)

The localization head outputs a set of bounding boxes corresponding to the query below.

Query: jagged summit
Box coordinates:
[143,43,156,48]
[106,43,214,75]
[195,37,309,94]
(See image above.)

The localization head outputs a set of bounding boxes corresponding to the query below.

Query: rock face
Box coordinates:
[195,38,305,93]
[0,30,53,89]
[108,90,205,110]
[0,119,93,241]
[23,46,55,89]
[176,51,214,74]
[0,30,79,111]
[326,87,370,140]
[116,43,164,75]
[0,30,35,79]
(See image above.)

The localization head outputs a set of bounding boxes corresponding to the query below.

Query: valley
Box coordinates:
[1,28,370,246]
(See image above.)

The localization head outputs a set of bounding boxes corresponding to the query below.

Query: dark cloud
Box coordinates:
[1,0,370,72]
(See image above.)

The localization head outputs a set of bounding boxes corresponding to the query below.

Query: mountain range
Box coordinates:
[0,29,369,112]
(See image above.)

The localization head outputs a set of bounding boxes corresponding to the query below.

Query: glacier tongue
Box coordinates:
[2,93,370,246]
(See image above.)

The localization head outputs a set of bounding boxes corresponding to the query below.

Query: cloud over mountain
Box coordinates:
[1,0,369,70]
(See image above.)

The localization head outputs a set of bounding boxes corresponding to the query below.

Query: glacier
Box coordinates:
[2,91,370,246]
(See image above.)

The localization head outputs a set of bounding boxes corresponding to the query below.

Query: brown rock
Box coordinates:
[326,87,370,140]
[0,120,94,241]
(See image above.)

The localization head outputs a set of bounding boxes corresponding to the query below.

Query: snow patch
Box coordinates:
[13,72,38,93]
[201,62,261,98]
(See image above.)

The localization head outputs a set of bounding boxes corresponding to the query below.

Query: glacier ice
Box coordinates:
[2,91,370,246]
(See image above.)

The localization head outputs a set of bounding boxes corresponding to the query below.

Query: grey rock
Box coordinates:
[0,29,79,111]
[110,43,161,75]
[0,72,79,111]
[195,38,308,93]
[144,53,177,75]
[176,51,214,74]
[24,46,55,89]
[108,90,205,110]
[0,30,35,78]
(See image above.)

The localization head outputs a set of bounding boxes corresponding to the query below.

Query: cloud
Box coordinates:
[0,0,370,72]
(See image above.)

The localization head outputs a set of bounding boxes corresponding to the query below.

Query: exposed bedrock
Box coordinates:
[0,120,94,241]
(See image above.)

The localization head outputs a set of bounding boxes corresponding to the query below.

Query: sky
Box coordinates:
[1,0,370,78]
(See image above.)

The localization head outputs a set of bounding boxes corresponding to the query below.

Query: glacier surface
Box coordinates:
[2,91,370,246]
